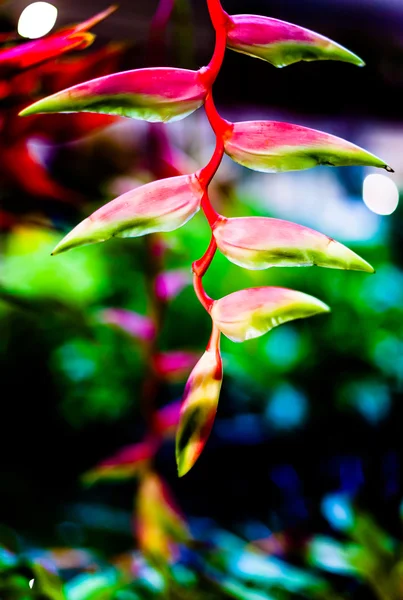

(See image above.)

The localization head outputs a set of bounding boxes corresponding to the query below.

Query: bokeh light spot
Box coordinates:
[18,2,58,39]
[363,174,399,215]
[265,384,308,431]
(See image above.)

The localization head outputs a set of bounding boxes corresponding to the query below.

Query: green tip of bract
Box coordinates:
[19,97,58,117]
[51,219,96,255]
[176,452,191,478]
[350,54,365,67]
[326,240,375,273]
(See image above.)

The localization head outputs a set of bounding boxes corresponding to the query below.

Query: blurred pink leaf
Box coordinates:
[224,121,392,173]
[99,308,156,342]
[154,269,192,302]
[20,67,208,122]
[82,439,158,485]
[176,348,222,477]
[51,174,203,254]
[153,351,199,381]
[210,287,330,342]
[213,216,374,272]
[153,400,181,436]
[226,14,364,68]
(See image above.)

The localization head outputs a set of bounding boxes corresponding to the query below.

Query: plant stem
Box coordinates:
[193,234,217,277]
[193,273,214,312]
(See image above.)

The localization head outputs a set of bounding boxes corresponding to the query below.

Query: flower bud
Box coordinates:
[176,348,223,477]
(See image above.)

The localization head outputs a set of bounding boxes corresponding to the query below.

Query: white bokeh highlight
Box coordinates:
[363,174,399,216]
[18,2,58,39]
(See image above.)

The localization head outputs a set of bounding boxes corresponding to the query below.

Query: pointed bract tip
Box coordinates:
[315,300,331,314]
[18,106,32,117]
[176,448,193,478]
[385,165,394,173]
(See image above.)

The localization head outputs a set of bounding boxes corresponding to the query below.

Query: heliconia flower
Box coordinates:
[153,351,200,382]
[51,174,204,255]
[176,344,222,477]
[0,6,116,76]
[210,287,330,343]
[226,14,364,68]
[19,67,209,123]
[82,439,158,485]
[136,472,189,561]
[224,121,393,173]
[99,308,156,342]
[212,216,374,272]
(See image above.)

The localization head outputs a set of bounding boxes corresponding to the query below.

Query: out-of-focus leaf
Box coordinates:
[224,121,393,173]
[176,348,223,477]
[226,14,364,68]
[51,174,203,254]
[99,308,156,342]
[210,287,330,342]
[152,400,181,437]
[20,68,208,122]
[154,269,191,302]
[307,536,362,576]
[0,6,116,76]
[0,140,80,204]
[136,472,189,563]
[65,571,120,600]
[82,440,158,485]
[153,351,199,381]
[31,563,65,600]
[213,216,374,272]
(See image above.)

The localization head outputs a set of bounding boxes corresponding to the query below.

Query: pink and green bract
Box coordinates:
[20,67,209,122]
[210,287,330,343]
[223,121,392,173]
[213,217,375,272]
[226,14,365,68]
[51,174,203,254]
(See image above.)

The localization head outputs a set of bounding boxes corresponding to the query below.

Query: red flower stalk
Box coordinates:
[20,0,393,475]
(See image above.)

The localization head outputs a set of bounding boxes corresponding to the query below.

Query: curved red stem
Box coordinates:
[193,273,214,312]
[193,235,217,277]
[193,0,230,314]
